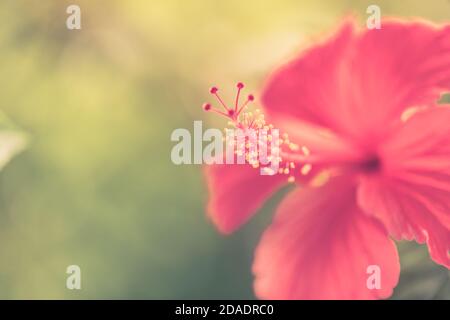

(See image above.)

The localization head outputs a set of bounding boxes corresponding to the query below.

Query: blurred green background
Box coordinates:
[0,0,448,299]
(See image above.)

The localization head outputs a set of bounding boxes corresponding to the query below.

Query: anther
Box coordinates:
[209,86,229,111]
[235,83,244,112]
[210,87,218,94]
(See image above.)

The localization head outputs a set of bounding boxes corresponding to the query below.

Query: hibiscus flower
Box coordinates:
[203,19,450,299]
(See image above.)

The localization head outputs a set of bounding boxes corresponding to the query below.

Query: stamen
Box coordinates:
[203,103,233,117]
[301,164,312,175]
[301,146,310,156]
[210,87,229,112]
[236,94,254,116]
[235,82,244,113]
[202,83,312,178]
[204,85,256,124]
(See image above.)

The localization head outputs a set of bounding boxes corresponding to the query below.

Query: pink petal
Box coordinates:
[253,177,400,299]
[261,21,355,134]
[274,116,365,166]
[358,107,450,268]
[204,163,286,234]
[262,20,450,144]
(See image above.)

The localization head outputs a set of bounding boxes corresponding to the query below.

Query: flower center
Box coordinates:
[359,154,382,173]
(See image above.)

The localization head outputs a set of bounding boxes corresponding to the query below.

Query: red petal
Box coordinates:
[204,163,286,234]
[358,107,450,268]
[262,20,450,145]
[253,177,400,299]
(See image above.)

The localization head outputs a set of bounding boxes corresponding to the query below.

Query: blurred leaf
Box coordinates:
[439,93,450,104]
[392,242,450,299]
[0,111,27,170]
